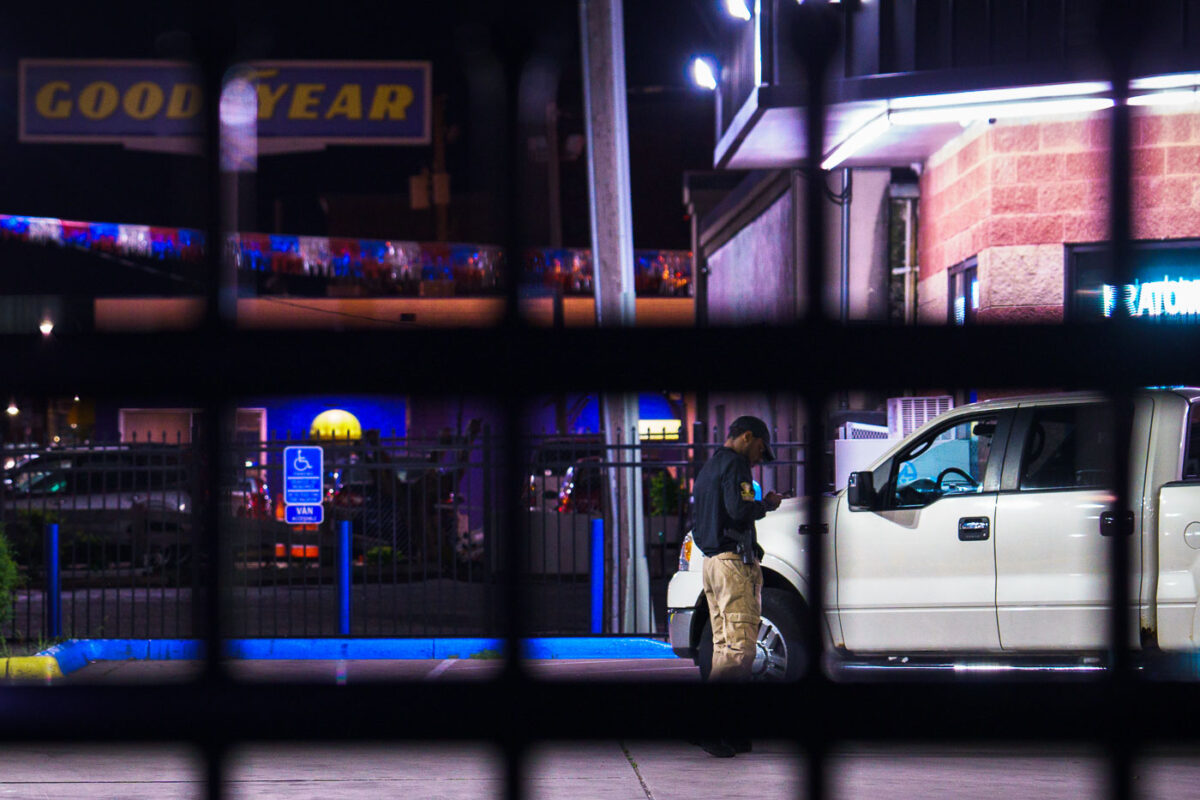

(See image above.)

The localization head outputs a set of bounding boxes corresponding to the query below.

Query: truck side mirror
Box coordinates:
[847,471,875,511]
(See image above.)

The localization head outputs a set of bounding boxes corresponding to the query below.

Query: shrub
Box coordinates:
[364,545,406,567]
[0,527,18,629]
[647,471,684,517]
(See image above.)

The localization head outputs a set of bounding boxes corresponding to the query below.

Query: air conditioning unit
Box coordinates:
[838,422,890,440]
[887,396,954,438]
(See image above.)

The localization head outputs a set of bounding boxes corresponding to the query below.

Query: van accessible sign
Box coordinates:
[283,445,324,525]
[19,59,431,153]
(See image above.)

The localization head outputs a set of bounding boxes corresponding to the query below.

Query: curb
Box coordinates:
[31,637,679,677]
[0,656,64,681]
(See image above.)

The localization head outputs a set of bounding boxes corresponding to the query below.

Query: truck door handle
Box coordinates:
[958,517,990,541]
[799,523,828,535]
[1100,510,1134,536]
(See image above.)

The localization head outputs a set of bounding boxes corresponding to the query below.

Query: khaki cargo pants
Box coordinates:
[702,551,763,682]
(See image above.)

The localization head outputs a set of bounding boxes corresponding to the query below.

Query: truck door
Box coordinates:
[993,400,1147,650]
[837,411,1011,652]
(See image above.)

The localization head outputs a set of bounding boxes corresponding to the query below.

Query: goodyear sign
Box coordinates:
[19,59,431,152]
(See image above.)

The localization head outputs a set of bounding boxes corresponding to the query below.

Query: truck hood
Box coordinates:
[691,493,838,580]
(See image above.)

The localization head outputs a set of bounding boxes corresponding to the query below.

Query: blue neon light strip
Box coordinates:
[38,637,677,674]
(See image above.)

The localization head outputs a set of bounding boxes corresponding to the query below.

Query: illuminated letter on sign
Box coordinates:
[257,83,289,119]
[35,81,72,118]
[79,81,119,120]
[289,83,324,119]
[369,85,415,120]
[325,84,363,119]
[123,82,165,120]
[166,84,202,119]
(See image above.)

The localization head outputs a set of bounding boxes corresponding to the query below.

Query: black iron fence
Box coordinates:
[522,428,805,634]
[0,439,200,643]
[0,430,504,643]
[224,429,501,638]
[2,426,807,643]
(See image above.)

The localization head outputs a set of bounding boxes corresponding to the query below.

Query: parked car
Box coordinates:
[230,474,271,519]
[668,387,1200,681]
[4,445,194,566]
[525,438,684,517]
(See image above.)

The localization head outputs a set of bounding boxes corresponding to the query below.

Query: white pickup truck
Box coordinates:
[667,388,1200,680]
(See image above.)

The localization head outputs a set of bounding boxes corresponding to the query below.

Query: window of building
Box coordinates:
[948,258,978,325]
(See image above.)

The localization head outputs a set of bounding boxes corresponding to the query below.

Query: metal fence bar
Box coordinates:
[338,520,351,636]
[43,523,59,639]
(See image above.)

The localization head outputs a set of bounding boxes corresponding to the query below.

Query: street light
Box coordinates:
[724,0,752,21]
[690,57,718,91]
[39,319,53,336]
[6,400,18,417]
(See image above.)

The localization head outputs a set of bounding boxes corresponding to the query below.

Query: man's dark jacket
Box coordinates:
[692,446,766,557]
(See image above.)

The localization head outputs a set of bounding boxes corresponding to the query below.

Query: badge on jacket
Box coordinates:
[740,482,754,500]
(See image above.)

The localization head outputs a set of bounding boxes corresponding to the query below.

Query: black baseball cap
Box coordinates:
[728,415,775,462]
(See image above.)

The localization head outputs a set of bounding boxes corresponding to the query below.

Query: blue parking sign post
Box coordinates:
[284,445,324,525]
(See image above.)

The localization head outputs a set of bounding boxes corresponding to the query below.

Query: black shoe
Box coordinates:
[729,739,752,754]
[698,739,737,758]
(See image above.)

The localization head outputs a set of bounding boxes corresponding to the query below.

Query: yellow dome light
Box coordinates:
[310,409,363,440]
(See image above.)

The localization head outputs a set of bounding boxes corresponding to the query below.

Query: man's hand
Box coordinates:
[764,491,783,511]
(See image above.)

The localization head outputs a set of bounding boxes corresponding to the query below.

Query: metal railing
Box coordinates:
[521,428,804,633]
[1,431,502,642]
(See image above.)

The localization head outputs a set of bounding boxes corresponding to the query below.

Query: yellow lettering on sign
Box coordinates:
[35,81,72,118]
[256,83,289,120]
[288,83,324,119]
[325,84,363,120]
[122,81,165,120]
[166,84,202,119]
[369,85,415,120]
[78,82,119,120]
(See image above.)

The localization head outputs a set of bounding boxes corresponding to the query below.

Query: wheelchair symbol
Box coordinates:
[293,452,313,472]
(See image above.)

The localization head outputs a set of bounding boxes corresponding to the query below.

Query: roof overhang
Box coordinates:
[715,65,1200,171]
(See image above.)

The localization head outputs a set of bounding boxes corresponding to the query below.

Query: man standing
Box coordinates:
[691,415,782,756]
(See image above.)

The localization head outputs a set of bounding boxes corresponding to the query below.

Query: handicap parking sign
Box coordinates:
[284,446,324,524]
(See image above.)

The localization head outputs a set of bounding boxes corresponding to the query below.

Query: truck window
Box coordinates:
[1185,404,1200,480]
[1018,404,1114,491]
[891,415,998,508]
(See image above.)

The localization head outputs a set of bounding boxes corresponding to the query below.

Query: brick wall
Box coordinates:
[917,108,1200,323]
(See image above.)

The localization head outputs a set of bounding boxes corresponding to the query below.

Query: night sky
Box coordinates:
[0,1,722,250]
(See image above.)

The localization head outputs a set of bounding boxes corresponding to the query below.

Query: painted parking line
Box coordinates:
[424,659,459,680]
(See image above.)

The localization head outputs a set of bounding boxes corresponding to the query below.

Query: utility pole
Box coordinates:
[546,101,563,249]
[580,0,650,633]
[432,95,449,242]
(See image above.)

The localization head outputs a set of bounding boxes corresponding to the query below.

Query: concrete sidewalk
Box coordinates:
[5,742,1199,799]
[0,741,799,800]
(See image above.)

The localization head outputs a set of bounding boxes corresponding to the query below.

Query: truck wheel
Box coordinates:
[696,589,806,682]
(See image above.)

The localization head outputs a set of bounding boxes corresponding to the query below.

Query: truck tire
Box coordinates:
[697,588,806,682]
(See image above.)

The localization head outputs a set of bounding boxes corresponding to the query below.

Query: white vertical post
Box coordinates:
[581,0,650,631]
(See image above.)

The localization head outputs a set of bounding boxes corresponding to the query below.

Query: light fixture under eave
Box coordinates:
[821,113,891,170]
[1131,72,1200,91]
[724,0,752,21]
[1127,90,1200,107]
[690,57,718,91]
[6,400,18,417]
[38,319,53,336]
[890,81,1111,111]
[889,96,1115,126]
